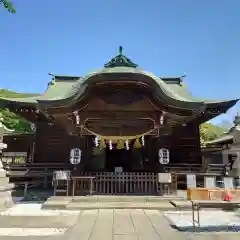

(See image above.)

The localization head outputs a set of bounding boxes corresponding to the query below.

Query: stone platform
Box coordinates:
[42,195,184,210]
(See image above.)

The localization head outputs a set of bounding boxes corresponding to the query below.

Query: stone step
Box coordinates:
[42,199,176,210]
[0,215,78,228]
[42,199,71,210]
[47,195,185,204]
[66,202,175,210]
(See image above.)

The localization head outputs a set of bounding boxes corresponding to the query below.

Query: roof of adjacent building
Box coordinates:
[0,47,238,113]
[206,114,240,145]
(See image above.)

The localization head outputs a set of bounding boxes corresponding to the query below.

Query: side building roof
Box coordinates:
[206,114,240,145]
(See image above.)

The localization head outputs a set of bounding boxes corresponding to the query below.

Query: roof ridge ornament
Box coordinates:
[234,113,240,126]
[104,46,138,68]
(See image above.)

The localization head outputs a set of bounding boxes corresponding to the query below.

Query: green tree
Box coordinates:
[0,89,39,133]
[1,0,16,13]
[200,122,227,146]
[0,109,32,133]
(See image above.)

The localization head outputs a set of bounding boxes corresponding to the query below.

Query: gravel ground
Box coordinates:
[164,210,240,232]
[0,228,67,236]
[0,203,80,216]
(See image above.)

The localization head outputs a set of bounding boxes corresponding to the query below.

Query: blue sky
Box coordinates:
[0,0,239,126]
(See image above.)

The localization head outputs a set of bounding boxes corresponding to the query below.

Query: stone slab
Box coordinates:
[47,196,74,201]
[114,209,135,235]
[146,196,185,202]
[66,202,175,210]
[71,195,99,202]
[90,209,113,240]
[144,210,186,240]
[97,195,146,203]
[0,215,78,228]
[42,199,72,210]
[47,195,185,204]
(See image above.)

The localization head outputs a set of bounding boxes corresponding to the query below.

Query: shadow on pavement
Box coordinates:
[170,224,240,233]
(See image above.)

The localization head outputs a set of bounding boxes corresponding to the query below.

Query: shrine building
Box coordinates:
[0,47,238,184]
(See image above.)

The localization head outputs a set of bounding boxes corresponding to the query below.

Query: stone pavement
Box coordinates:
[0,206,240,239]
[63,209,187,240]
[63,209,240,240]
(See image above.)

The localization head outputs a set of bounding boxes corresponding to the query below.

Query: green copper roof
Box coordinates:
[0,47,238,113]
[32,67,207,111]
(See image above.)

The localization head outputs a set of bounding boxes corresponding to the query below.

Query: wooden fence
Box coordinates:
[2,161,225,195]
[75,172,159,195]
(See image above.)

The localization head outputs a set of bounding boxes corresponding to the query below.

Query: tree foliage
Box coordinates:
[200,122,227,147]
[0,89,39,133]
[1,0,16,13]
[0,109,32,133]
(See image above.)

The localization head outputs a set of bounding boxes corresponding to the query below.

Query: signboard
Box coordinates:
[158,173,172,183]
[70,148,81,165]
[204,176,216,189]
[115,167,123,173]
[186,174,196,188]
[54,170,70,180]
[223,177,234,189]
[158,148,170,164]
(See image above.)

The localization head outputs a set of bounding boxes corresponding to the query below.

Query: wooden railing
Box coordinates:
[3,163,176,195]
[163,163,225,175]
[75,172,158,195]
[3,162,71,188]
[3,161,226,194]
[164,163,202,173]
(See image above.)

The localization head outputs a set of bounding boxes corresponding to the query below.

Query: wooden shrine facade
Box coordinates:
[0,47,238,175]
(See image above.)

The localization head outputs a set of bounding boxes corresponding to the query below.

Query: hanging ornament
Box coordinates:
[133,138,141,148]
[76,115,80,125]
[125,140,129,150]
[94,136,99,147]
[109,140,113,150]
[73,111,80,125]
[100,139,106,148]
[117,140,125,149]
[141,136,145,146]
[160,115,164,125]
